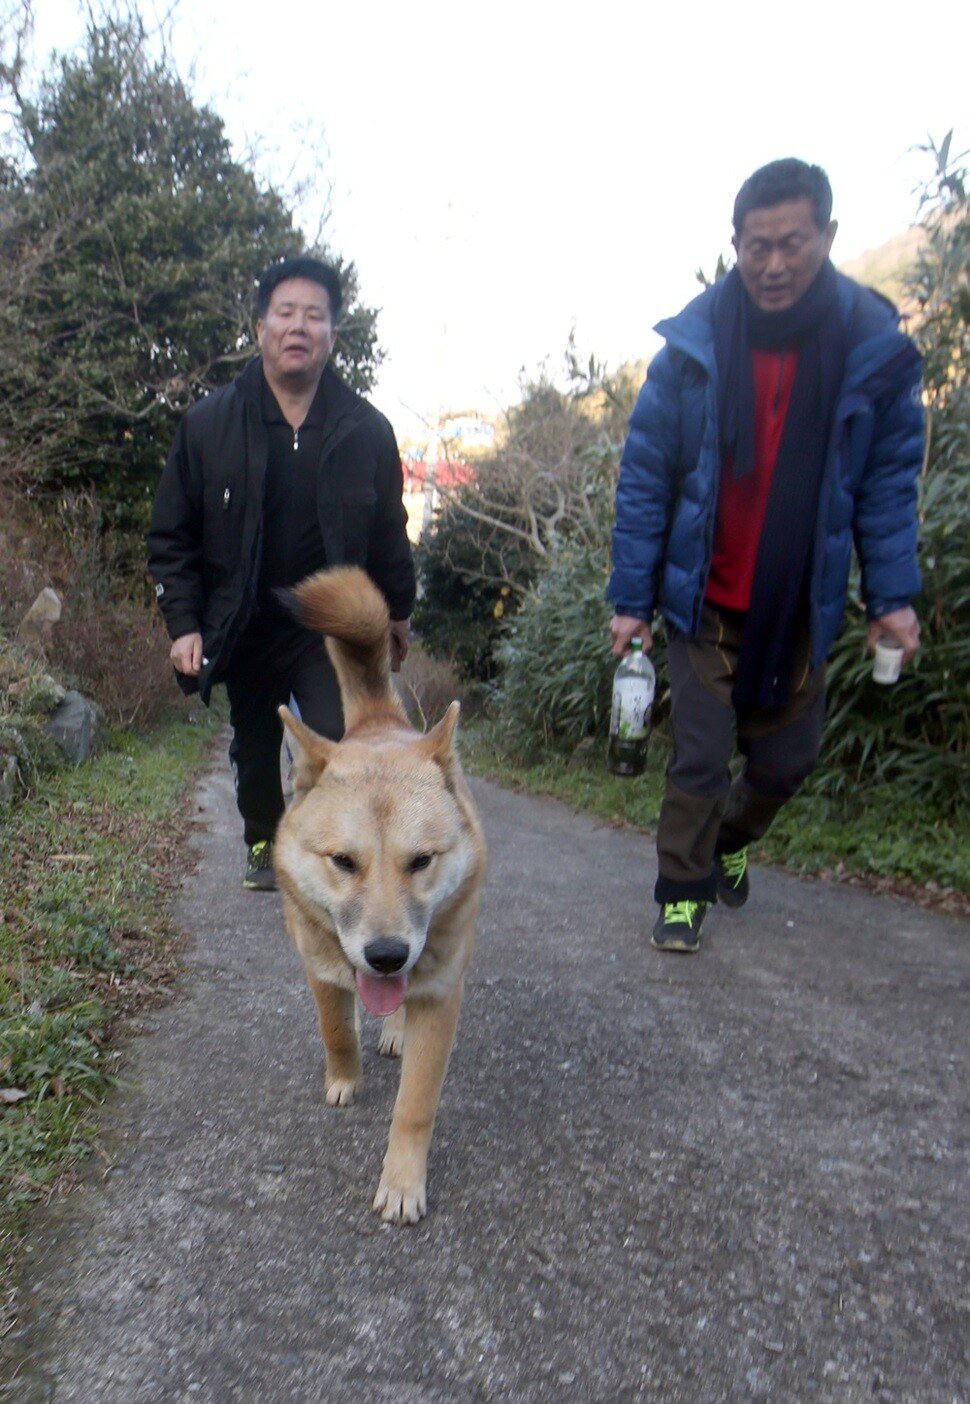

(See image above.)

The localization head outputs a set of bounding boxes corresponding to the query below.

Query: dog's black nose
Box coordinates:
[364,937,409,974]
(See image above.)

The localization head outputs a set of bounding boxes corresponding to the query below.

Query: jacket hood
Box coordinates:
[655,284,719,372]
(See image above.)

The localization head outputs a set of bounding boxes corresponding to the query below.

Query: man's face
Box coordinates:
[734,197,837,312]
[257,277,336,388]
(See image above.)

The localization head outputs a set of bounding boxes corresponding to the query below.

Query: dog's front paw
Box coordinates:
[377,1008,405,1058]
[373,1177,426,1225]
[325,1076,362,1107]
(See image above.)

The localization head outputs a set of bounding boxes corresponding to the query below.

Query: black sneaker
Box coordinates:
[715,847,749,908]
[244,840,277,891]
[651,900,707,953]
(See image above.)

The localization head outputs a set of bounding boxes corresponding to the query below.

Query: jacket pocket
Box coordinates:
[203,481,242,572]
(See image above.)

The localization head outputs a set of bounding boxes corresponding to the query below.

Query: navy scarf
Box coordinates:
[713,262,845,711]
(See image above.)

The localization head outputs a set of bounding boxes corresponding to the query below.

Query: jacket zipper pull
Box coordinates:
[223,487,230,509]
[293,427,299,451]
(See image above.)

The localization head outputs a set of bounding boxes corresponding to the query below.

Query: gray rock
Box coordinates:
[45,690,106,763]
[0,752,20,799]
[16,588,62,653]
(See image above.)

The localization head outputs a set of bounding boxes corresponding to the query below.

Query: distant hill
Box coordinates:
[839,225,925,316]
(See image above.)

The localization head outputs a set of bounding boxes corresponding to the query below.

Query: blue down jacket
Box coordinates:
[608,272,924,667]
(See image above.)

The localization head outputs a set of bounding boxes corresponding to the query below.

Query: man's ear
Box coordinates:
[256,317,265,349]
[823,219,838,256]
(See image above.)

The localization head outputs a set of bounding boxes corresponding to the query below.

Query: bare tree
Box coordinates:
[428,351,642,600]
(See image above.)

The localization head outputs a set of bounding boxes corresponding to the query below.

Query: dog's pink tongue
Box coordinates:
[356,970,408,1016]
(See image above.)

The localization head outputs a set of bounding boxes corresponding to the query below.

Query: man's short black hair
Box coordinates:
[733,159,833,238]
[256,256,343,322]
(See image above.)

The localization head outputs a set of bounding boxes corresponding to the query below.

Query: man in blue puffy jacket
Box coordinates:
[608,158,923,953]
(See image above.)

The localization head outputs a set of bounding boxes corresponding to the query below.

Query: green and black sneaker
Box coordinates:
[715,847,749,908]
[651,900,708,953]
[244,840,277,892]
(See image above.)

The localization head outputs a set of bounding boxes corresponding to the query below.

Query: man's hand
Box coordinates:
[171,632,204,677]
[610,614,654,658]
[390,618,410,673]
[867,607,920,666]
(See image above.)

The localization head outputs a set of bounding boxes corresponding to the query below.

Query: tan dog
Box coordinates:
[273,566,486,1224]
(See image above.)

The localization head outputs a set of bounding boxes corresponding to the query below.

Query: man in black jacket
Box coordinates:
[148,256,416,890]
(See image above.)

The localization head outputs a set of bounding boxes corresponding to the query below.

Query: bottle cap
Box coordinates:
[630,638,642,651]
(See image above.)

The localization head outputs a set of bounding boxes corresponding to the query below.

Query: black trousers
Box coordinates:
[223,623,344,846]
[655,604,826,904]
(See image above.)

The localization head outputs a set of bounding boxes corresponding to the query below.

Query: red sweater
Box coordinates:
[706,347,797,612]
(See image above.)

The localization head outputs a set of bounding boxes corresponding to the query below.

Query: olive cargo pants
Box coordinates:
[654,604,826,904]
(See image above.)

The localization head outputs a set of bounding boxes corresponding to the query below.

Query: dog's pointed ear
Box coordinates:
[279,704,337,798]
[419,700,461,781]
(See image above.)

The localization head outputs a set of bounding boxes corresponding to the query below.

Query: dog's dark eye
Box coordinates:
[330,853,357,873]
[408,853,433,874]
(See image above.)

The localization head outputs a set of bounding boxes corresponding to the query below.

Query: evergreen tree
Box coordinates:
[0,12,380,540]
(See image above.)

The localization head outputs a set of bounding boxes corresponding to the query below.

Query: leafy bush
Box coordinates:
[495,546,618,757]
[813,136,970,819]
[816,601,968,812]
[412,482,534,681]
[414,360,635,678]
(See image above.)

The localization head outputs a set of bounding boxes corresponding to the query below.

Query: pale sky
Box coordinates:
[30,1,970,438]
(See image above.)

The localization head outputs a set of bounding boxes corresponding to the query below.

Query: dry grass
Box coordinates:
[395,643,466,730]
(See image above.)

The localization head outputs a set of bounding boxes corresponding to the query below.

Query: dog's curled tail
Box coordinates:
[283,567,405,729]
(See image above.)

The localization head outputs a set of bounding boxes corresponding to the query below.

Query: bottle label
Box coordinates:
[611,677,653,741]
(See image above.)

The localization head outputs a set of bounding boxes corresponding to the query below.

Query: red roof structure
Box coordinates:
[401,455,476,493]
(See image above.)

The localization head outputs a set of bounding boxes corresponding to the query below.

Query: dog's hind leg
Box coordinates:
[305,969,363,1106]
[377,1006,405,1059]
[373,978,464,1224]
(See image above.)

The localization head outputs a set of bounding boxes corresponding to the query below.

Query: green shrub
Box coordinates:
[414,363,633,680]
[816,549,969,818]
[412,486,531,681]
[812,137,970,820]
[495,547,617,757]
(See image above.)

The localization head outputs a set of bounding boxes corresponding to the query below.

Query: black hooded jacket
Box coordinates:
[147,358,416,702]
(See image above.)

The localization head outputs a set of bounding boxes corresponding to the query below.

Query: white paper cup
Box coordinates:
[872,637,903,685]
